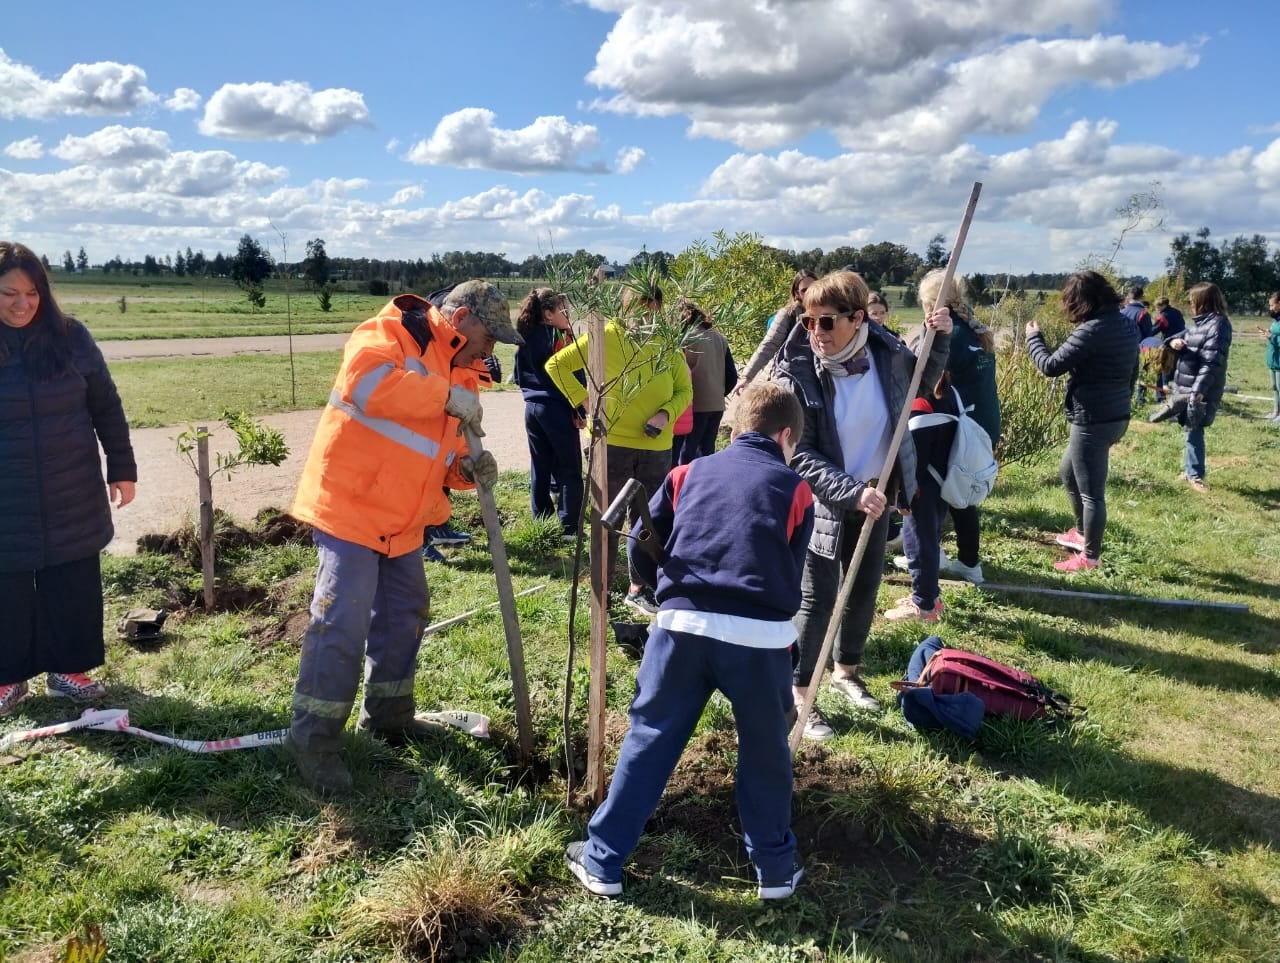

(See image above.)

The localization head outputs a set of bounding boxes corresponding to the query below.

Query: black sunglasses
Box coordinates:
[799,312,851,332]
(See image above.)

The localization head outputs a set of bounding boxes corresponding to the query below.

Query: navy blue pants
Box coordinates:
[676,411,724,464]
[583,625,797,883]
[525,400,583,533]
[903,472,945,608]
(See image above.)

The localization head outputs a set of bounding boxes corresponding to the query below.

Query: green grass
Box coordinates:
[3,325,1280,961]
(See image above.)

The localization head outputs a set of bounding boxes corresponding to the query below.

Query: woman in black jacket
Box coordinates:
[1167,282,1232,491]
[0,242,136,715]
[1025,271,1139,572]
[513,286,583,539]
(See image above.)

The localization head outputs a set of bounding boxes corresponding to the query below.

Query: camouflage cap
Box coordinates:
[441,280,523,345]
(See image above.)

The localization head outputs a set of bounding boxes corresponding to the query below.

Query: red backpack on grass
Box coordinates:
[892,647,1074,720]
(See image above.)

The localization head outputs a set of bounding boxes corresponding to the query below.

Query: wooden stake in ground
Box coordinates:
[789,181,984,755]
[586,310,611,805]
[196,428,215,611]
[463,424,534,763]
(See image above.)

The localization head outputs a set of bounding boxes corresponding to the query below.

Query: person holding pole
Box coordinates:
[774,271,951,740]
[566,382,813,900]
[285,281,521,794]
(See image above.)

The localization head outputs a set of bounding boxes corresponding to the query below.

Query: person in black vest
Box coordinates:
[1026,271,1138,571]
[0,242,137,716]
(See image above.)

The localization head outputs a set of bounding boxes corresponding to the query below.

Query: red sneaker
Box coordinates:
[1054,554,1100,573]
[46,672,106,701]
[1054,528,1085,552]
[0,681,30,716]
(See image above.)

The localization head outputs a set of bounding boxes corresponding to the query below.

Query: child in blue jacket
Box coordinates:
[566,382,814,901]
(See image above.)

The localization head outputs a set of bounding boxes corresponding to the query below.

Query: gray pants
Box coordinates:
[290,529,430,752]
[604,444,672,587]
[793,510,890,687]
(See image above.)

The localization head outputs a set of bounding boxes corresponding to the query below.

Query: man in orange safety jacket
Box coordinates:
[285,280,522,793]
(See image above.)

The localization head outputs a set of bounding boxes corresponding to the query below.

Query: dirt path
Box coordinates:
[108,391,533,555]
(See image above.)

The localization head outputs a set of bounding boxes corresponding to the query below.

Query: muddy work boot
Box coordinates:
[284,734,353,795]
[357,713,454,746]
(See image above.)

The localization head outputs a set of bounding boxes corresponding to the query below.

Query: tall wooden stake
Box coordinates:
[196,428,215,612]
[463,425,534,763]
[789,182,984,754]
[586,310,611,804]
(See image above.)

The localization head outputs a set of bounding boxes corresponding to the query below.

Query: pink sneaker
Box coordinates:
[883,596,944,623]
[1054,554,1100,573]
[0,681,30,716]
[46,672,106,701]
[1054,528,1085,552]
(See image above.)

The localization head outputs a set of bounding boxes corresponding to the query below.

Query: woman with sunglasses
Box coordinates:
[774,271,952,740]
[514,286,583,540]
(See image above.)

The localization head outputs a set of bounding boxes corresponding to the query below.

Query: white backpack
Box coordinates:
[907,386,998,509]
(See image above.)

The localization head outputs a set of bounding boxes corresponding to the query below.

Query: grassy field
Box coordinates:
[1,321,1278,961]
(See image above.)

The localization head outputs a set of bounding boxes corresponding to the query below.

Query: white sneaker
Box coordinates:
[829,674,881,712]
[939,558,985,585]
[893,548,948,572]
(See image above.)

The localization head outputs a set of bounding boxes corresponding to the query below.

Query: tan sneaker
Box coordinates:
[883,597,944,623]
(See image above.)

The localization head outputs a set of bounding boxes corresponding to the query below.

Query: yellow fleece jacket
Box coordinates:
[545,320,693,451]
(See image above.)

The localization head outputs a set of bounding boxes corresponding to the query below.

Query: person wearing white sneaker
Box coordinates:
[0,243,136,714]
[774,271,952,729]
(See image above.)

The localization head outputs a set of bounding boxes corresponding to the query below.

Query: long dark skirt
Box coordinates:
[0,555,105,685]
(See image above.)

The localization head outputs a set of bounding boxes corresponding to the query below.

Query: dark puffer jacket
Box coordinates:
[1026,309,1139,425]
[774,321,949,560]
[1171,312,1233,427]
[0,318,136,571]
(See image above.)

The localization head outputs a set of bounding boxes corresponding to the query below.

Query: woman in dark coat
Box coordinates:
[0,242,136,715]
[1025,271,1138,571]
[774,270,951,740]
[1167,282,1233,490]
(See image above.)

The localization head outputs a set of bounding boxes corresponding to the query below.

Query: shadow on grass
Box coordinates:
[0,688,505,861]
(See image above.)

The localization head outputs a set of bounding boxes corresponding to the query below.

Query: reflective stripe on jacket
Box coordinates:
[291,295,487,556]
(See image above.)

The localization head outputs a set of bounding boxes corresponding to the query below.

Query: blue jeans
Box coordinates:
[583,625,797,883]
[1060,420,1128,561]
[1184,426,1206,481]
[676,411,724,464]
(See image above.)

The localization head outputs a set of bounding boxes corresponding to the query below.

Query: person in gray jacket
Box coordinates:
[774,270,951,740]
[1026,271,1139,571]
[1166,282,1233,491]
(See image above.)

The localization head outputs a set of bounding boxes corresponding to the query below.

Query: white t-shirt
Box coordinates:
[832,349,891,483]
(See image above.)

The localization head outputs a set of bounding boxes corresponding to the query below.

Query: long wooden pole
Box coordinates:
[463,424,534,763]
[586,311,611,804]
[789,182,983,754]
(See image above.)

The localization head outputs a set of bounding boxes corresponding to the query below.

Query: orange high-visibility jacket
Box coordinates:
[291,295,490,556]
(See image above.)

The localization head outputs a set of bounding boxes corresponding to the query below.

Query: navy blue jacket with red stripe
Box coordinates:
[629,431,815,621]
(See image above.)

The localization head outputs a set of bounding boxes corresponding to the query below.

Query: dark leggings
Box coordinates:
[1060,419,1129,560]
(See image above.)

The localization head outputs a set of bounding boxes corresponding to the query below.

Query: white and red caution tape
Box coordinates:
[0,707,490,756]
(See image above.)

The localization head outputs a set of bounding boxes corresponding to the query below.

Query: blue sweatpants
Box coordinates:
[525,399,583,533]
[583,625,797,883]
[290,530,430,752]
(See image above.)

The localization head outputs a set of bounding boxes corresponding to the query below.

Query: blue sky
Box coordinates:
[2,0,1278,277]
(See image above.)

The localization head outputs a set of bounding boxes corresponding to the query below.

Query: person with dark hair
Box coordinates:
[1025,270,1139,571]
[1266,292,1280,422]
[0,241,137,716]
[676,300,737,463]
[1152,296,1186,401]
[565,381,813,901]
[735,269,818,390]
[774,271,951,738]
[1166,283,1233,489]
[865,291,898,336]
[1123,285,1154,339]
[514,287,583,539]
[545,281,692,616]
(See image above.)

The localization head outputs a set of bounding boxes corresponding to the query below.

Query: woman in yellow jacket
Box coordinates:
[545,284,692,615]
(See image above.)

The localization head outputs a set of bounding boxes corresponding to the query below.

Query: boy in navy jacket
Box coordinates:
[566,382,814,900]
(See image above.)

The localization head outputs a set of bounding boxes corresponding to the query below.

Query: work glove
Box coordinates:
[459,450,499,489]
[445,385,485,437]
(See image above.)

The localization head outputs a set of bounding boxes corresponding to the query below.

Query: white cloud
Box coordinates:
[198,80,372,142]
[165,87,202,112]
[615,146,645,174]
[405,108,607,173]
[385,137,401,154]
[0,48,158,119]
[389,185,424,205]
[581,2,1198,152]
[4,137,43,160]
[52,126,172,166]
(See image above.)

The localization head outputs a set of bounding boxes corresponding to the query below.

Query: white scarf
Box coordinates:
[814,321,870,378]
